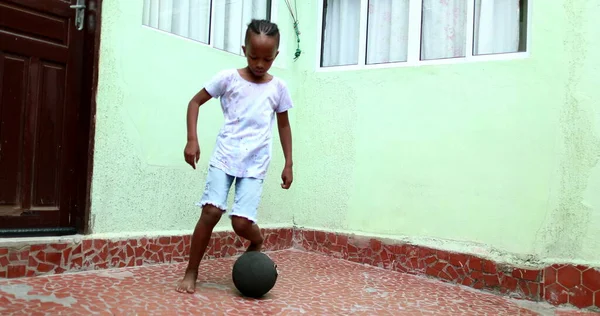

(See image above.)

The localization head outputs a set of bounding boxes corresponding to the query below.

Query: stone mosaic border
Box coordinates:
[0,228,292,278]
[293,229,600,311]
[1,227,598,311]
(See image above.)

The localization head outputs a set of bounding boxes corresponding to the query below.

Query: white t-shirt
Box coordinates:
[203,69,293,179]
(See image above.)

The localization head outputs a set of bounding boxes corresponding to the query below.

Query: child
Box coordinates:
[176,19,293,294]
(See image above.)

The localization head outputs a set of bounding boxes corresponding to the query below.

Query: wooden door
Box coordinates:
[0,0,87,235]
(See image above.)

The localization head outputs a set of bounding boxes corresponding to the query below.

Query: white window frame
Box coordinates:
[316,0,532,72]
[141,1,279,56]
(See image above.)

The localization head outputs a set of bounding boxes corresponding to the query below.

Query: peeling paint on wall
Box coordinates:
[533,0,600,262]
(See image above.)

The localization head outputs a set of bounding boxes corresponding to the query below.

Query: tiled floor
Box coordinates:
[0,250,596,315]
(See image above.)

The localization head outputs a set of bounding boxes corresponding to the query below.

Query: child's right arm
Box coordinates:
[184,88,213,169]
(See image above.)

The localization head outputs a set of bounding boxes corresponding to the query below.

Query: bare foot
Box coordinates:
[176,269,198,294]
[246,241,263,252]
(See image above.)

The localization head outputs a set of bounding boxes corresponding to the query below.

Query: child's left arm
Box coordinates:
[277,111,293,189]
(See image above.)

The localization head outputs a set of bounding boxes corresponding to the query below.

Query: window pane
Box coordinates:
[213,0,271,55]
[142,0,211,44]
[366,0,410,64]
[321,0,361,67]
[473,0,525,55]
[420,0,468,61]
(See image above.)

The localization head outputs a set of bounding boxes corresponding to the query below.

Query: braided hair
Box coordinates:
[245,19,280,48]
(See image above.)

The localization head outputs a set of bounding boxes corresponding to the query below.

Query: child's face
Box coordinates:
[242,33,279,78]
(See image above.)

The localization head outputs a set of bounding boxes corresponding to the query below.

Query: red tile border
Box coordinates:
[292,229,542,301]
[0,228,292,279]
[544,264,600,310]
[1,227,599,311]
[293,228,600,311]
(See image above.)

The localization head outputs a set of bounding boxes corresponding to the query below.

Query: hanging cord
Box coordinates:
[284,0,301,61]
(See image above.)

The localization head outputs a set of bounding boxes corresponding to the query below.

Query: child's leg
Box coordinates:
[230,177,265,251]
[176,166,233,294]
[177,205,222,293]
[232,215,264,251]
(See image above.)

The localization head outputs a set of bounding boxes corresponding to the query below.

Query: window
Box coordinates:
[142,0,273,55]
[319,0,529,68]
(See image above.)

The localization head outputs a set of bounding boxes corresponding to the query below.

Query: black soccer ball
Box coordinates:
[232,251,278,298]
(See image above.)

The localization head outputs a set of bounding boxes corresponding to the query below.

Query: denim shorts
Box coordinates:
[196,165,264,223]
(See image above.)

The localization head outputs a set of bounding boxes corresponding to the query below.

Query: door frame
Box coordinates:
[75,0,102,234]
[0,0,101,236]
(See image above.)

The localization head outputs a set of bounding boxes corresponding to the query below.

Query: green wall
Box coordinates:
[92,0,600,265]
[91,0,297,234]
[288,0,600,265]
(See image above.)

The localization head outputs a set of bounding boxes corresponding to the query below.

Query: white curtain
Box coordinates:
[213,0,269,55]
[321,0,361,67]
[473,0,520,55]
[367,0,410,65]
[322,0,522,66]
[421,0,467,60]
[142,0,211,44]
[142,0,270,54]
